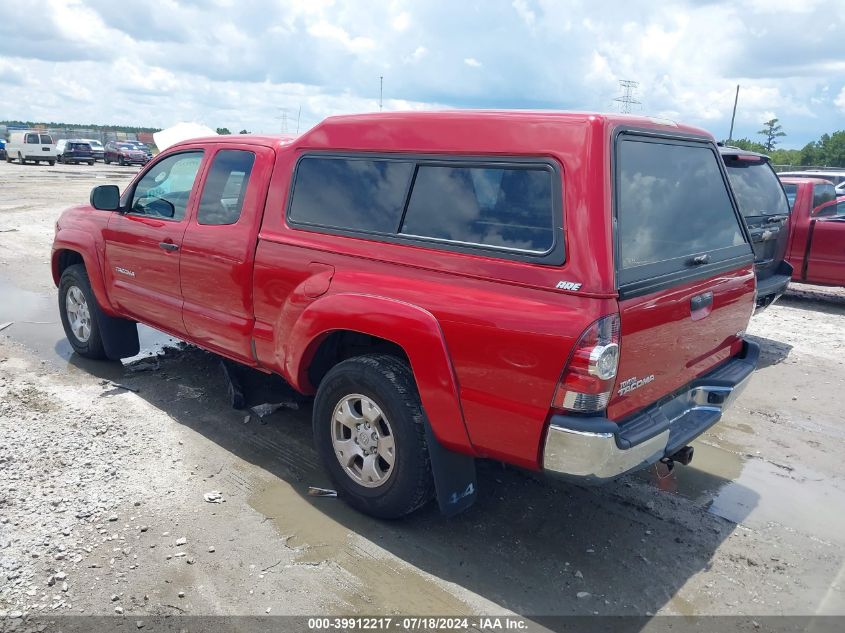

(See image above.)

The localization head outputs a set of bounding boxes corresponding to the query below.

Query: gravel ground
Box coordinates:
[1,160,844,623]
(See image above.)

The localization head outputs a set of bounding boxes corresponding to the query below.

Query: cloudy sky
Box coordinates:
[1,0,842,147]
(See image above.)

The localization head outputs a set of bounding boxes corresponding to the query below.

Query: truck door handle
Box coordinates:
[690,291,713,311]
[158,242,179,252]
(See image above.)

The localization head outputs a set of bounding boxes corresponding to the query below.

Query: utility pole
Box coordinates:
[614,79,641,114]
[727,84,740,144]
[379,76,383,112]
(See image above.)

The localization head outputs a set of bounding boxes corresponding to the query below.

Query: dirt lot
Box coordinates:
[1,160,844,622]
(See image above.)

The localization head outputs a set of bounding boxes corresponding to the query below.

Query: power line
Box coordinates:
[614,79,641,114]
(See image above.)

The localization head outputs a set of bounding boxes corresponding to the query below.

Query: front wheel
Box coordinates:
[313,354,434,519]
[58,264,107,359]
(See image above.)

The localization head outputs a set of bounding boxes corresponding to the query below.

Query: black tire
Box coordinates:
[118,156,124,166]
[104,156,110,164]
[58,264,108,360]
[49,160,55,166]
[313,354,434,519]
[18,153,25,165]
[88,161,94,166]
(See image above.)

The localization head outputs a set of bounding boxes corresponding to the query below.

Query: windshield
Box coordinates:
[724,158,790,217]
[117,144,134,150]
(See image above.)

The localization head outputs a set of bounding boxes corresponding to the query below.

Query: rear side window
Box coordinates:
[401,166,554,253]
[723,158,789,217]
[288,154,560,261]
[40,134,53,144]
[782,183,798,208]
[813,183,836,209]
[25,133,39,144]
[616,137,747,286]
[197,150,256,226]
[289,157,413,233]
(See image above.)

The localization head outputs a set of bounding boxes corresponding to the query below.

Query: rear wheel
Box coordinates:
[88,160,94,166]
[59,264,107,359]
[49,160,55,166]
[18,153,25,165]
[313,354,434,518]
[118,156,124,166]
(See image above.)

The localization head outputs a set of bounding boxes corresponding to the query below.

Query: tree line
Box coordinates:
[726,118,845,167]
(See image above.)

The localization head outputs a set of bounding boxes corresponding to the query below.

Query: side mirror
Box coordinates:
[90,185,120,211]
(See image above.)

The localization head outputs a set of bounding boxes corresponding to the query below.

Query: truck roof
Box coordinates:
[171,111,713,153]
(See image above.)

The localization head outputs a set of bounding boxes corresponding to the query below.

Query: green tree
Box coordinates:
[239,129,250,134]
[216,127,231,135]
[757,118,786,152]
[724,137,767,153]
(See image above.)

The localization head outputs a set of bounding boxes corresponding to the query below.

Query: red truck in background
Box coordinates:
[780,177,845,287]
[51,112,758,518]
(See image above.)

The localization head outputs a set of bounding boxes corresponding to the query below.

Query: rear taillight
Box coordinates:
[552,314,620,413]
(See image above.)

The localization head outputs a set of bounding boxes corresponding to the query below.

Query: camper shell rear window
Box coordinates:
[614,133,751,295]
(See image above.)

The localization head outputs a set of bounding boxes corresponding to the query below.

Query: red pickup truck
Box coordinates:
[780,177,845,287]
[52,112,758,518]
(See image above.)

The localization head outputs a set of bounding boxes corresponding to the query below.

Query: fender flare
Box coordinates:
[51,229,117,315]
[285,293,474,454]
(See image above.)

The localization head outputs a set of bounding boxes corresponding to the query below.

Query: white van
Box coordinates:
[5,130,57,165]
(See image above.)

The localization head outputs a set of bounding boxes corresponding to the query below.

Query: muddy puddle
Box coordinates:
[248,478,475,614]
[640,439,845,546]
[0,275,179,373]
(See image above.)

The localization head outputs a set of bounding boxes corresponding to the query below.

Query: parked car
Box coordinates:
[56,140,95,165]
[79,139,105,161]
[778,169,845,190]
[780,177,844,287]
[719,146,792,311]
[0,138,6,161]
[104,142,149,165]
[5,130,56,165]
[52,112,758,518]
[123,140,153,161]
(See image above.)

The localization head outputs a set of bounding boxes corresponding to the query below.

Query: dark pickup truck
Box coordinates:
[720,146,792,311]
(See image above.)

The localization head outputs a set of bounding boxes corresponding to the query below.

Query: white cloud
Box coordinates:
[0,0,842,147]
[307,21,375,53]
[392,11,411,32]
[835,87,845,113]
[403,46,428,63]
[512,0,536,28]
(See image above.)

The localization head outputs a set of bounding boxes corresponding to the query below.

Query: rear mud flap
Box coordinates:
[423,421,477,517]
[94,307,140,360]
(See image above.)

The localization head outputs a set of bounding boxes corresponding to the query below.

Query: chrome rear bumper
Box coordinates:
[543,340,758,483]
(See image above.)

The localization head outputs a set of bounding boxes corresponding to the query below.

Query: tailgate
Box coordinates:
[609,269,754,420]
[608,133,755,422]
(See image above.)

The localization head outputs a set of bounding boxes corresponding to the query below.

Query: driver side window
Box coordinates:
[130,151,204,221]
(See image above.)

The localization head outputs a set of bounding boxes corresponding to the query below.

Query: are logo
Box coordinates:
[555,280,582,291]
